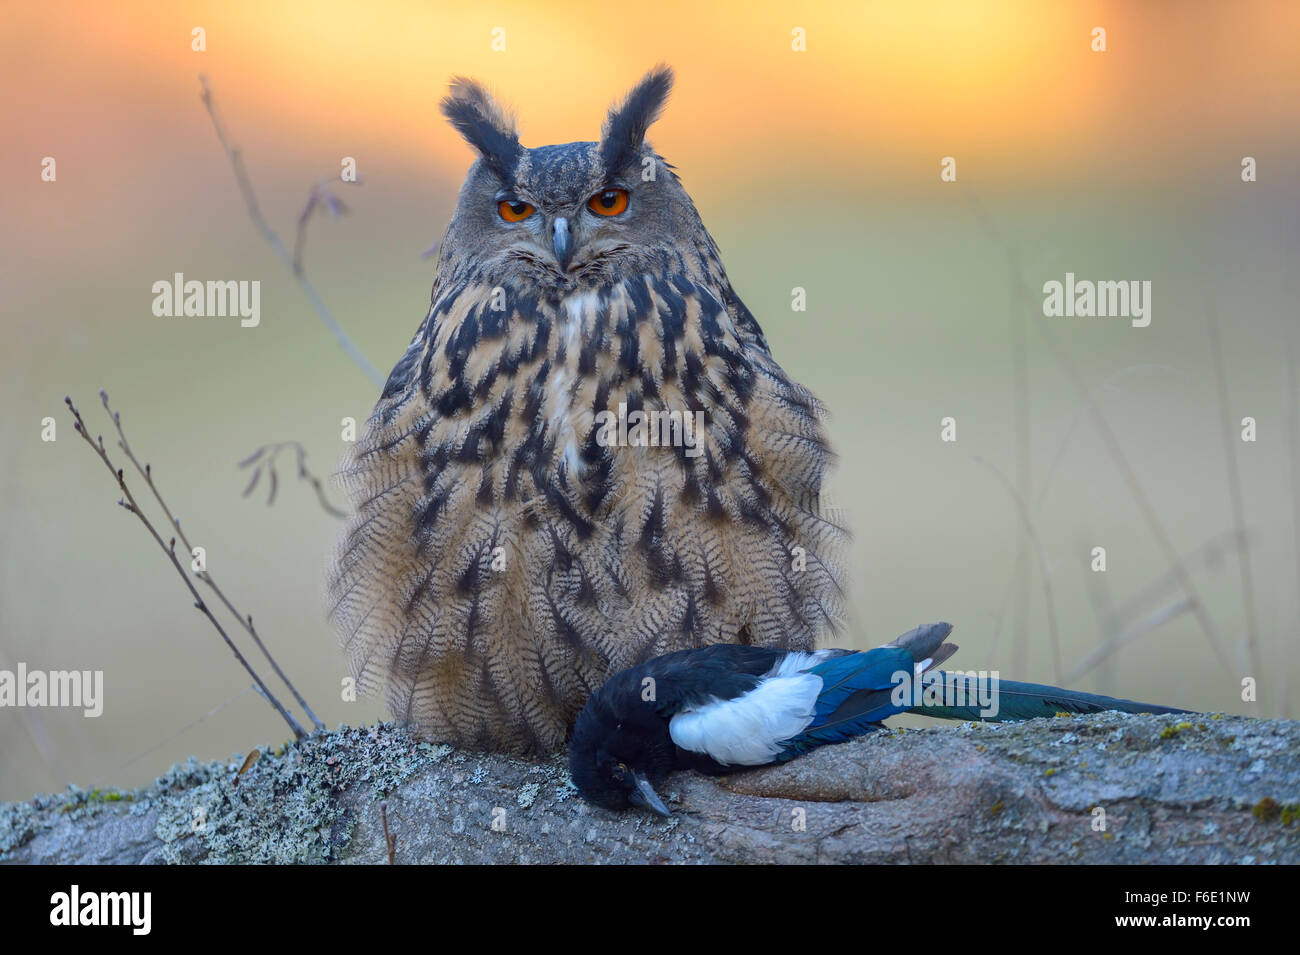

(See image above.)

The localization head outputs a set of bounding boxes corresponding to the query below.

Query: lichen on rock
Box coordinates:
[2,714,1298,864]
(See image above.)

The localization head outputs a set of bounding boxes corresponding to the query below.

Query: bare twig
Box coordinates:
[986,363,1186,668]
[65,392,308,740]
[1006,239,1032,680]
[1034,363,1186,513]
[1063,597,1194,683]
[0,390,66,784]
[1110,529,1247,626]
[294,176,364,275]
[985,569,1015,662]
[1207,312,1261,705]
[1080,530,1246,687]
[1083,549,1119,694]
[198,75,382,387]
[963,193,1235,678]
[380,802,397,864]
[1288,326,1300,719]
[973,455,1063,682]
[239,442,348,520]
[0,644,63,783]
[103,396,326,731]
[1038,323,1234,676]
[91,686,256,785]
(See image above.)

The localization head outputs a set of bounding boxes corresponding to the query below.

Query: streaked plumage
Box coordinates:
[328,66,847,755]
[568,622,1190,814]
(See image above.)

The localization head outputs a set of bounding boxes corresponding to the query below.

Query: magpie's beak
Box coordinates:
[627,771,671,817]
[552,217,573,272]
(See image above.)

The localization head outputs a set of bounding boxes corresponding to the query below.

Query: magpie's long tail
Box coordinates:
[911,674,1190,722]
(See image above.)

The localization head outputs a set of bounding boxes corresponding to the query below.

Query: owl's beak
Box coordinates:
[551,217,574,272]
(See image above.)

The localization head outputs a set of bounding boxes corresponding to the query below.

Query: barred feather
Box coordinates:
[326,69,849,755]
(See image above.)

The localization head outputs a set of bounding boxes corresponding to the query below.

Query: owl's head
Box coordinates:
[437,65,699,291]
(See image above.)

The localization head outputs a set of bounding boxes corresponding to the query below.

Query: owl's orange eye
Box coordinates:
[498,199,535,223]
[588,189,629,216]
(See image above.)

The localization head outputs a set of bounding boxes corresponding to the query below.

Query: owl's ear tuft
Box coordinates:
[440,77,522,180]
[600,65,674,175]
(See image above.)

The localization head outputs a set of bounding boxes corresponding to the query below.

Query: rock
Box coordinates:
[2,713,1297,864]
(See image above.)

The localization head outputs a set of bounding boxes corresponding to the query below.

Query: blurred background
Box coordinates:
[2,0,1298,801]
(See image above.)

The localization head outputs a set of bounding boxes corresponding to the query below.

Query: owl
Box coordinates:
[328,66,847,756]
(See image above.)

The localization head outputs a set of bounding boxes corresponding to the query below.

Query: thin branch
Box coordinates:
[1110,529,1246,626]
[239,441,348,520]
[294,176,363,275]
[963,192,1235,678]
[0,643,63,782]
[1207,311,1261,704]
[92,686,256,786]
[985,568,1015,662]
[198,75,383,387]
[1288,326,1300,719]
[1083,548,1118,694]
[1063,596,1193,683]
[0,412,66,783]
[102,397,326,731]
[381,802,397,864]
[1038,322,1234,676]
[1034,363,1187,513]
[973,455,1063,682]
[1007,237,1032,681]
[65,393,307,740]
[1079,530,1246,686]
[984,363,1188,669]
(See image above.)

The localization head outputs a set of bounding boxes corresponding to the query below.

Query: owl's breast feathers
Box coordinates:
[329,255,847,754]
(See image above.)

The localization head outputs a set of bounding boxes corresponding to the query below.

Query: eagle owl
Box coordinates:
[328,66,847,755]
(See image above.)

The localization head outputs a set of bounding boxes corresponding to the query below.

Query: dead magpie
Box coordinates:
[567,622,1189,815]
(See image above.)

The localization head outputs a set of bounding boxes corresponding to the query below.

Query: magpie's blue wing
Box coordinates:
[765,645,917,760]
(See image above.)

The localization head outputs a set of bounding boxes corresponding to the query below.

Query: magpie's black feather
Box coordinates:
[569,623,1191,815]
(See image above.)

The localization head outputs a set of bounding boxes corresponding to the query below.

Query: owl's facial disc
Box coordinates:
[493,176,634,277]
[439,67,677,285]
[489,142,639,277]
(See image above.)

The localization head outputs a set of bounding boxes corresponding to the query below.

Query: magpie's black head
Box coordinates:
[568,665,677,816]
